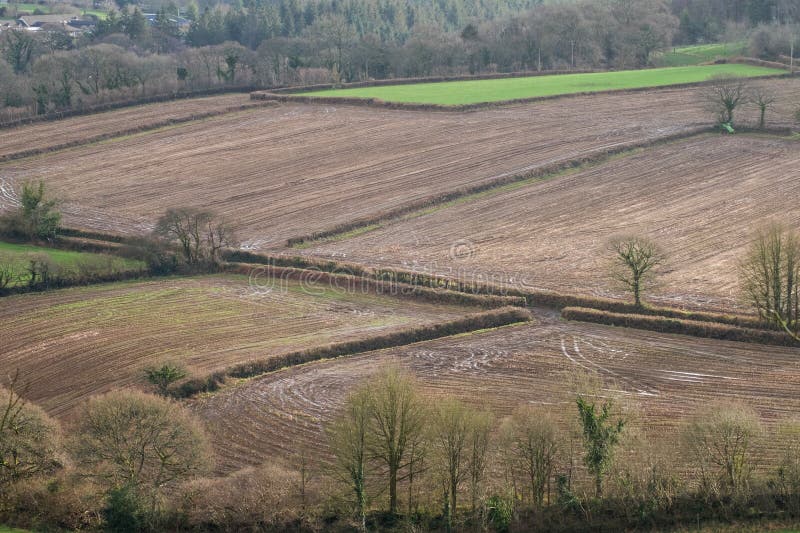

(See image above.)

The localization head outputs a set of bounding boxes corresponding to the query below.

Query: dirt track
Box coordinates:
[192,311,800,474]
[1,79,796,247]
[304,134,800,312]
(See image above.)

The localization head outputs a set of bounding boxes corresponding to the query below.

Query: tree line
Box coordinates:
[3,365,800,532]
[2,0,798,121]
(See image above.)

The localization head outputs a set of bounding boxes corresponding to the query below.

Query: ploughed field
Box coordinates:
[0,274,474,417]
[302,64,783,105]
[0,93,255,161]
[0,79,797,246]
[304,134,800,312]
[192,312,800,474]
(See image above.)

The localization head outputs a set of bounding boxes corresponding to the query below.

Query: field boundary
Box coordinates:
[267,68,597,94]
[285,128,713,247]
[562,306,796,346]
[224,262,527,309]
[0,86,263,130]
[221,250,774,331]
[251,73,791,113]
[176,305,532,398]
[0,101,280,163]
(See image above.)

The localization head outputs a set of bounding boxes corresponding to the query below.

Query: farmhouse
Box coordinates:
[15,14,94,35]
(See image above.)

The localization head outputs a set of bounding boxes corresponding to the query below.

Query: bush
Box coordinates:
[72,391,212,492]
[103,485,145,533]
[0,181,61,241]
[176,464,307,529]
[3,474,103,531]
[0,378,61,490]
[682,402,762,499]
[485,494,514,533]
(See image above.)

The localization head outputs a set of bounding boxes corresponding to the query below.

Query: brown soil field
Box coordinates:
[303,134,800,312]
[0,93,257,160]
[1,79,796,244]
[192,311,800,474]
[0,274,473,417]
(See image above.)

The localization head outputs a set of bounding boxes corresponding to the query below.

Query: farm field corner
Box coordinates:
[302,64,785,105]
[0,273,477,417]
[192,310,800,473]
[0,240,144,287]
[302,134,800,312]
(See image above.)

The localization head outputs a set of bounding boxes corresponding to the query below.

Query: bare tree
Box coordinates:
[704,76,750,126]
[467,409,492,518]
[429,398,471,531]
[682,402,761,498]
[500,405,561,507]
[609,236,664,308]
[0,371,61,488]
[154,207,236,267]
[328,388,371,531]
[739,223,800,338]
[366,367,428,516]
[72,390,212,494]
[751,87,776,129]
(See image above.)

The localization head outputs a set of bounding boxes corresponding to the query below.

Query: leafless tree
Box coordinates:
[609,236,664,308]
[751,87,776,129]
[366,367,427,516]
[499,405,561,507]
[154,207,237,267]
[739,223,800,338]
[72,390,212,494]
[429,397,471,530]
[466,409,492,517]
[328,388,371,531]
[0,371,61,489]
[704,76,750,126]
[682,402,762,498]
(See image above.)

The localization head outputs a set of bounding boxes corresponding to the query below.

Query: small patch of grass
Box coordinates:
[0,526,33,533]
[0,240,144,287]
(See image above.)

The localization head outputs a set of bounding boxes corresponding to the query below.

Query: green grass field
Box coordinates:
[304,64,783,106]
[654,41,749,67]
[0,241,144,287]
[0,526,32,533]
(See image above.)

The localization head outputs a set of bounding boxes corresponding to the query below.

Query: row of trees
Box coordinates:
[3,366,799,531]
[6,0,796,119]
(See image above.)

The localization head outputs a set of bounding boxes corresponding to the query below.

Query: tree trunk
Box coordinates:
[389,466,398,515]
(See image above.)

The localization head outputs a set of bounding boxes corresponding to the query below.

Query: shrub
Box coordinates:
[71,391,212,492]
[103,485,145,533]
[0,376,61,490]
[682,402,762,499]
[144,362,187,396]
[485,494,514,533]
[177,464,306,529]
[3,474,102,531]
[0,181,61,241]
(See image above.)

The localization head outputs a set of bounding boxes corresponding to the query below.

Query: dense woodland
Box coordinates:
[0,0,798,119]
